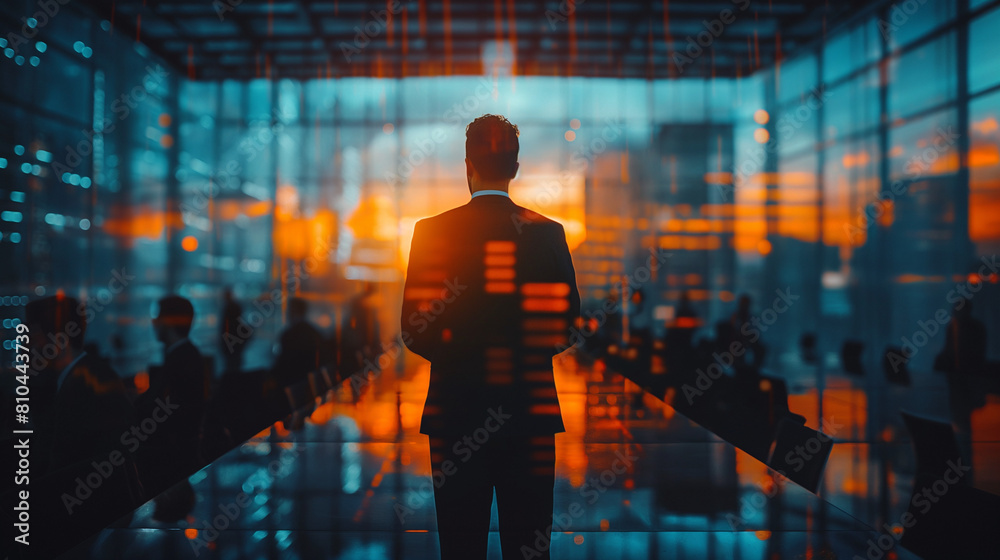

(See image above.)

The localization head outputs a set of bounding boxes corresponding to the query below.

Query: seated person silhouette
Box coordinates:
[273,296,328,388]
[401,114,581,560]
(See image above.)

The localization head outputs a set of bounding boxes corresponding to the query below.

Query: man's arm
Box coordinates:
[401,219,442,361]
[553,223,581,351]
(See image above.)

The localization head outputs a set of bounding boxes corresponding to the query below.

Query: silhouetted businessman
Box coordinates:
[273,297,328,387]
[401,114,580,560]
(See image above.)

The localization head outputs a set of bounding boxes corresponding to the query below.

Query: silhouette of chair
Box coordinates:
[898,410,1000,559]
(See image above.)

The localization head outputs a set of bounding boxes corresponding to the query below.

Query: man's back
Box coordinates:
[402,193,580,437]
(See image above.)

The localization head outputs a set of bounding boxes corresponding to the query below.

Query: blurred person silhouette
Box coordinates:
[935,296,987,377]
[726,293,765,371]
[218,286,247,373]
[272,296,328,388]
[139,295,207,522]
[12,295,141,558]
[24,295,134,475]
[663,290,698,376]
[401,114,580,560]
[340,282,383,380]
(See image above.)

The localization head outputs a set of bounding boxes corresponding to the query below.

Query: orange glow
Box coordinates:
[383,123,394,134]
[485,268,516,280]
[972,116,998,135]
[158,114,172,127]
[485,241,516,253]
[522,298,570,312]
[133,371,149,394]
[754,128,769,143]
[969,145,1000,167]
[569,118,580,129]
[159,134,174,148]
[521,283,570,297]
[485,281,516,293]
[564,130,576,142]
[757,239,772,255]
[181,235,198,252]
[753,109,769,124]
[600,519,609,531]
[573,535,585,545]
[703,171,733,184]
[485,254,516,266]
[185,528,198,539]
[755,530,771,540]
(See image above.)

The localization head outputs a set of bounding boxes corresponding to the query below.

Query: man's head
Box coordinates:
[153,295,194,343]
[465,114,519,192]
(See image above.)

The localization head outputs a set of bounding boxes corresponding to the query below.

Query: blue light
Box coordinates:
[100,20,111,32]
[0,158,6,168]
[61,172,70,183]
[10,232,21,243]
[20,163,31,174]
[36,150,52,163]
[14,145,24,156]
[82,47,93,58]
[26,18,37,29]
[3,48,13,59]
[29,56,39,67]
[80,218,91,230]
[2,341,10,351]
[2,319,10,329]
[73,41,84,53]
[0,38,6,48]
[69,174,80,186]
[10,191,24,202]
[80,176,92,188]
[31,165,40,175]
[35,41,46,53]
[2,211,23,223]
[14,56,24,66]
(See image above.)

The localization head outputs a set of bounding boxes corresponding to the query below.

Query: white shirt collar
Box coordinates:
[471,189,510,199]
[57,351,87,391]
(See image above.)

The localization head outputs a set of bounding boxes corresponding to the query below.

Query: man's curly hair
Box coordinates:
[465,114,519,181]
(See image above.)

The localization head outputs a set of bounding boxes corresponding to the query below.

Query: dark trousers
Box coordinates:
[429,432,556,560]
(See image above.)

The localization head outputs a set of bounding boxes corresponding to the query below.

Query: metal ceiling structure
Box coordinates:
[79,0,881,81]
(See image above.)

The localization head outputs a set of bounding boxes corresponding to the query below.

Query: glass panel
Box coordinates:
[969,5,1000,95]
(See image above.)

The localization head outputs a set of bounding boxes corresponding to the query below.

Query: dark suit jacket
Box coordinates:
[49,353,134,471]
[401,194,580,437]
[141,340,207,445]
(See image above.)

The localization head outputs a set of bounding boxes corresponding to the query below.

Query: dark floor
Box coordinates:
[60,349,1000,559]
